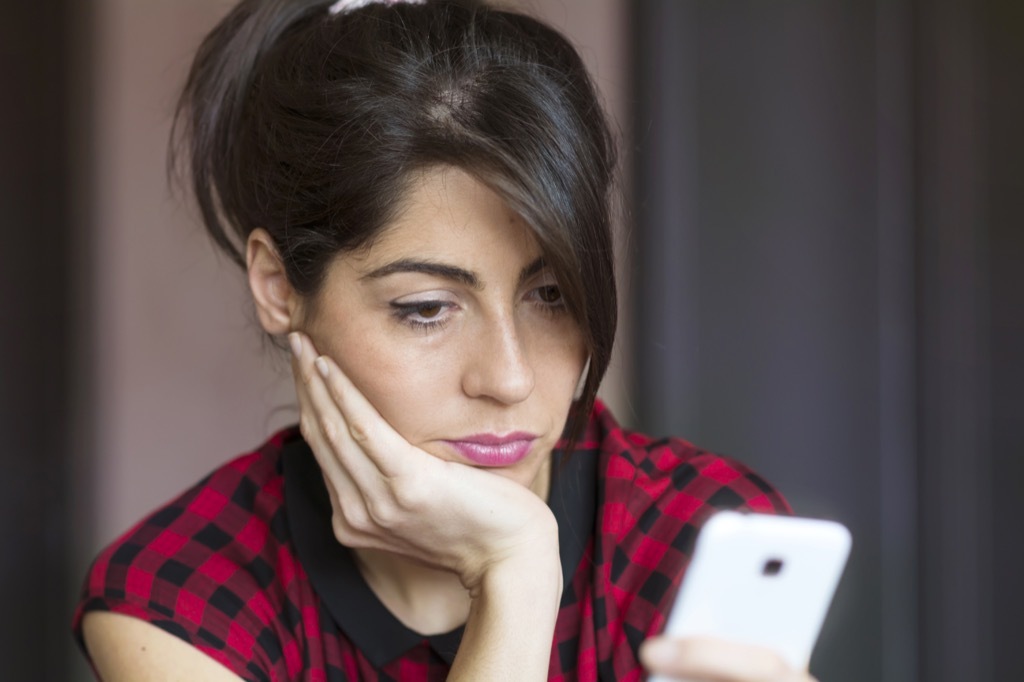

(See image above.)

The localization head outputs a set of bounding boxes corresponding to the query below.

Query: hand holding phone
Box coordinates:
[648,511,851,681]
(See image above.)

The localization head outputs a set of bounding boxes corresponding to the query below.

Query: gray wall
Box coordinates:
[0,2,78,680]
[630,1,1023,681]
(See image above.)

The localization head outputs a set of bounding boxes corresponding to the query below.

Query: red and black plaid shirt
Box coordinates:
[73,401,789,681]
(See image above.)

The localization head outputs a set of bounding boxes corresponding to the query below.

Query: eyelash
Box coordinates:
[390,285,567,332]
[389,300,454,332]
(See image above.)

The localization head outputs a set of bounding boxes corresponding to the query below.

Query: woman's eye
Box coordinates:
[416,303,444,319]
[535,285,563,304]
[389,299,454,331]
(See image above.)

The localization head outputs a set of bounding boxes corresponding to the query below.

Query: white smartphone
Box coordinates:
[649,511,851,680]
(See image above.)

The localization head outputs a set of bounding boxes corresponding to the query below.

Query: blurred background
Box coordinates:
[1,0,1021,680]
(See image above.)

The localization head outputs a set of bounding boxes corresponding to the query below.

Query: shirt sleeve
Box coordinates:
[72,454,287,682]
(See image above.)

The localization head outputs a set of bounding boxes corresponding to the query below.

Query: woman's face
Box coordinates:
[302,167,587,499]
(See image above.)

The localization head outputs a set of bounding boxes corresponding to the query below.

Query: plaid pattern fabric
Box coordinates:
[73,401,789,681]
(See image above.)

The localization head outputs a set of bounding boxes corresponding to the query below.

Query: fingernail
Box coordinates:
[289,332,303,358]
[315,356,329,378]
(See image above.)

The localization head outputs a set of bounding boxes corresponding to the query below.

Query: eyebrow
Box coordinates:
[360,256,547,290]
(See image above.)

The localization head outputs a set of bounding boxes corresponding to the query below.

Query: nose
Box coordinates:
[462,316,535,405]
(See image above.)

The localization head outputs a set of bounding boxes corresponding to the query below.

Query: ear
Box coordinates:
[246,228,298,335]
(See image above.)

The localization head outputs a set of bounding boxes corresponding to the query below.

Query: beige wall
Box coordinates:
[87,0,295,546]
[83,0,630,549]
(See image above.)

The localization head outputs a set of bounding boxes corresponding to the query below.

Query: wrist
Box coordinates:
[480,543,562,598]
[451,547,562,682]
[466,513,561,599]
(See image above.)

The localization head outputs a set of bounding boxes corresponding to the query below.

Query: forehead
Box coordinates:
[348,167,541,270]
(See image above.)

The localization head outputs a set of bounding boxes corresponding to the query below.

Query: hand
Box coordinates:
[288,332,559,592]
[639,636,818,682]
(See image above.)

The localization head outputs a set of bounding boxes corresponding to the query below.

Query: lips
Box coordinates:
[443,432,537,466]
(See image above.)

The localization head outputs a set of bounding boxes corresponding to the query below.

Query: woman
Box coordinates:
[73,0,811,680]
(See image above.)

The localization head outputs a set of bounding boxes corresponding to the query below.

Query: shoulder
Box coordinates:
[73,427,303,680]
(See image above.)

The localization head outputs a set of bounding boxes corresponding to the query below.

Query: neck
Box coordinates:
[354,548,471,635]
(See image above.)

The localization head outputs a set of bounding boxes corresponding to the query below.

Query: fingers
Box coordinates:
[291,332,415,549]
[307,351,413,481]
[289,332,381,499]
[639,636,812,682]
[290,332,415,479]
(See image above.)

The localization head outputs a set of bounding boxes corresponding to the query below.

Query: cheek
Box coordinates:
[307,307,586,447]
[310,318,457,441]
[529,319,588,396]
[354,354,456,437]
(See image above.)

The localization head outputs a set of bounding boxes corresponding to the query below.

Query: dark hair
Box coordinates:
[171,0,618,444]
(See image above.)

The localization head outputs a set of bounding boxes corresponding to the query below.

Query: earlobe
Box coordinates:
[246,229,296,335]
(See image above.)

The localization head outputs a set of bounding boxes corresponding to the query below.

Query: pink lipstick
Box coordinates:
[443,432,537,467]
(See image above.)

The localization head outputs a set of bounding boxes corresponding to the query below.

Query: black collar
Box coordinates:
[282,434,597,668]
